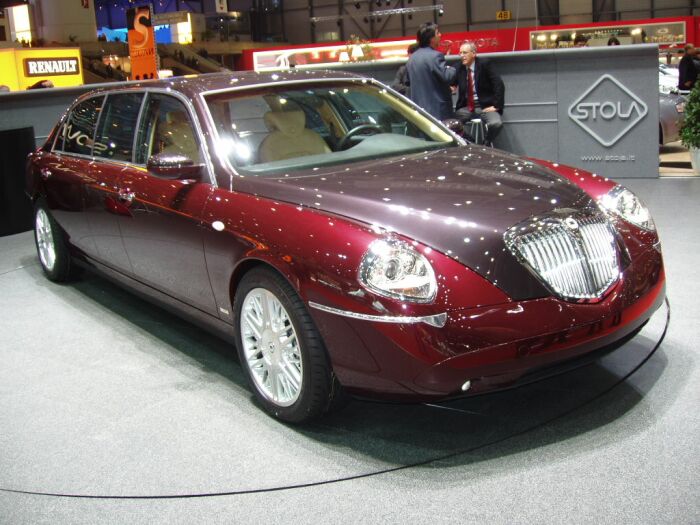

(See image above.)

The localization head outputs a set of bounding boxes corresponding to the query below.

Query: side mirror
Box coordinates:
[442,118,464,136]
[146,153,204,181]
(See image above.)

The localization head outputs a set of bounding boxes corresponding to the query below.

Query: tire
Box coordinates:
[33,200,73,282]
[233,266,344,423]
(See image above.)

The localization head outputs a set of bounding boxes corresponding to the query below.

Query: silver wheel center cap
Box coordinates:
[261,330,279,364]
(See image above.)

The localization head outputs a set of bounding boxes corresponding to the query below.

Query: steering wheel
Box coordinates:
[337,124,383,150]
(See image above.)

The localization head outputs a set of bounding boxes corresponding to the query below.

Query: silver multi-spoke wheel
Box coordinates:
[35,208,56,272]
[240,287,303,407]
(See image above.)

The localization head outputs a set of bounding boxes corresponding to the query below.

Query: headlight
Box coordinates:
[359,239,437,303]
[599,185,656,231]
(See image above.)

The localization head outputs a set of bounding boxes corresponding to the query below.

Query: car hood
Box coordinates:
[233,145,596,300]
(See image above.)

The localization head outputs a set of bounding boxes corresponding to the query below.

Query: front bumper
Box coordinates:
[310,265,666,401]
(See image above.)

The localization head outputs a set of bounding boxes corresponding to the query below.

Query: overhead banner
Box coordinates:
[127,4,159,80]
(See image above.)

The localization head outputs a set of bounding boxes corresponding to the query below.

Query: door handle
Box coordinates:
[117,190,135,204]
[40,168,52,180]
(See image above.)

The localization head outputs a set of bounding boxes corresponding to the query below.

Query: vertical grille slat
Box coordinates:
[505,211,620,301]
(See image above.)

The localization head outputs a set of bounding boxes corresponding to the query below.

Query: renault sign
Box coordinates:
[24,57,80,77]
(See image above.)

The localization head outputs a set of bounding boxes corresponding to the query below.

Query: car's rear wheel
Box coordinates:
[234,267,343,423]
[34,200,73,282]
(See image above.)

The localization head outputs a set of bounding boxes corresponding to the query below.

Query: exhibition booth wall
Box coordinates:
[329,45,660,180]
[0,44,659,234]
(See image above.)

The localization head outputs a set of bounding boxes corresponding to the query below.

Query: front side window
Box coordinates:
[135,93,201,165]
[204,81,457,176]
[94,92,144,162]
[60,96,104,156]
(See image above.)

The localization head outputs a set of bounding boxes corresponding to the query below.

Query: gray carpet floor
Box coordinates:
[0,177,698,524]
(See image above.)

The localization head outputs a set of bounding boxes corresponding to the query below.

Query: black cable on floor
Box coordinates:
[0,299,670,501]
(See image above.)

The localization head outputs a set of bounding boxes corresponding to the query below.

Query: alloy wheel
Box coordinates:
[240,287,303,407]
[35,208,56,272]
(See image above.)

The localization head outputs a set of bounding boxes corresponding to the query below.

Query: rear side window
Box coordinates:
[61,96,104,156]
[94,92,144,162]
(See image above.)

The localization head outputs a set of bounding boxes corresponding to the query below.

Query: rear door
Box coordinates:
[86,91,145,273]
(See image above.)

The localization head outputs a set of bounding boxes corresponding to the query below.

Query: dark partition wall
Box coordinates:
[0,127,35,236]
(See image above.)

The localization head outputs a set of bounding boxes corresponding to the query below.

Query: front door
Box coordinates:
[115,92,217,315]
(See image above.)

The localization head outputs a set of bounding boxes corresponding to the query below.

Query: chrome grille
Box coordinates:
[505,211,620,300]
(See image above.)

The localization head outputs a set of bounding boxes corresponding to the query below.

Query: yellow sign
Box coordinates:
[0,47,83,91]
[496,10,512,21]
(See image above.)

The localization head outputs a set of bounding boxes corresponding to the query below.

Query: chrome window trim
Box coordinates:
[198,77,461,181]
[308,301,447,328]
[49,87,218,187]
[132,91,148,164]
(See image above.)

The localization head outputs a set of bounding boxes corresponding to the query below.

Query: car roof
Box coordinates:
[84,70,368,100]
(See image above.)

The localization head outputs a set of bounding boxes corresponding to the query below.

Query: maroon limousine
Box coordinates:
[26,71,665,423]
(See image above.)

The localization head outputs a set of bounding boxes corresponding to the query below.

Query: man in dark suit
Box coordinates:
[678,44,697,91]
[406,23,456,121]
[453,41,505,144]
[390,43,419,97]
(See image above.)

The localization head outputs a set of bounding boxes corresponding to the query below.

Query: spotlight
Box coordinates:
[438,8,444,16]
[354,2,360,8]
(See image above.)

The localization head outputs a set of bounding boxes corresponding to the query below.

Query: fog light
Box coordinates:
[461,380,471,392]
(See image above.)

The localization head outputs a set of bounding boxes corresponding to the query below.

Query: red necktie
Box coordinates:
[467,68,475,112]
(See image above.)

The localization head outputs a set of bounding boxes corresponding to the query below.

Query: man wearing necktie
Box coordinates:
[453,41,505,144]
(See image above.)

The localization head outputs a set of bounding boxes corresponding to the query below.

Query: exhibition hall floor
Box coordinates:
[1,178,698,523]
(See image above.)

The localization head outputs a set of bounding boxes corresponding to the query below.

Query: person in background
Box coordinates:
[406,22,456,120]
[391,42,419,97]
[573,34,589,47]
[678,44,698,90]
[27,80,54,90]
[607,36,621,46]
[453,41,505,144]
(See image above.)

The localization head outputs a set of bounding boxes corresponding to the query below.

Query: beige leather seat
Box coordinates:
[258,110,330,163]
[156,111,200,161]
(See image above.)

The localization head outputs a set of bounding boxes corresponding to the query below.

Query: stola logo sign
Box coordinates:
[23,57,80,77]
[568,74,648,147]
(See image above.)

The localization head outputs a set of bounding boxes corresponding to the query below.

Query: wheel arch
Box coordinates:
[228,255,304,309]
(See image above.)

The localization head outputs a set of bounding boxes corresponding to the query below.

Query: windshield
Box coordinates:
[205,80,458,175]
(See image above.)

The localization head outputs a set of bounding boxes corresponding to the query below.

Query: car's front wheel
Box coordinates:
[34,200,73,282]
[234,267,343,423]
